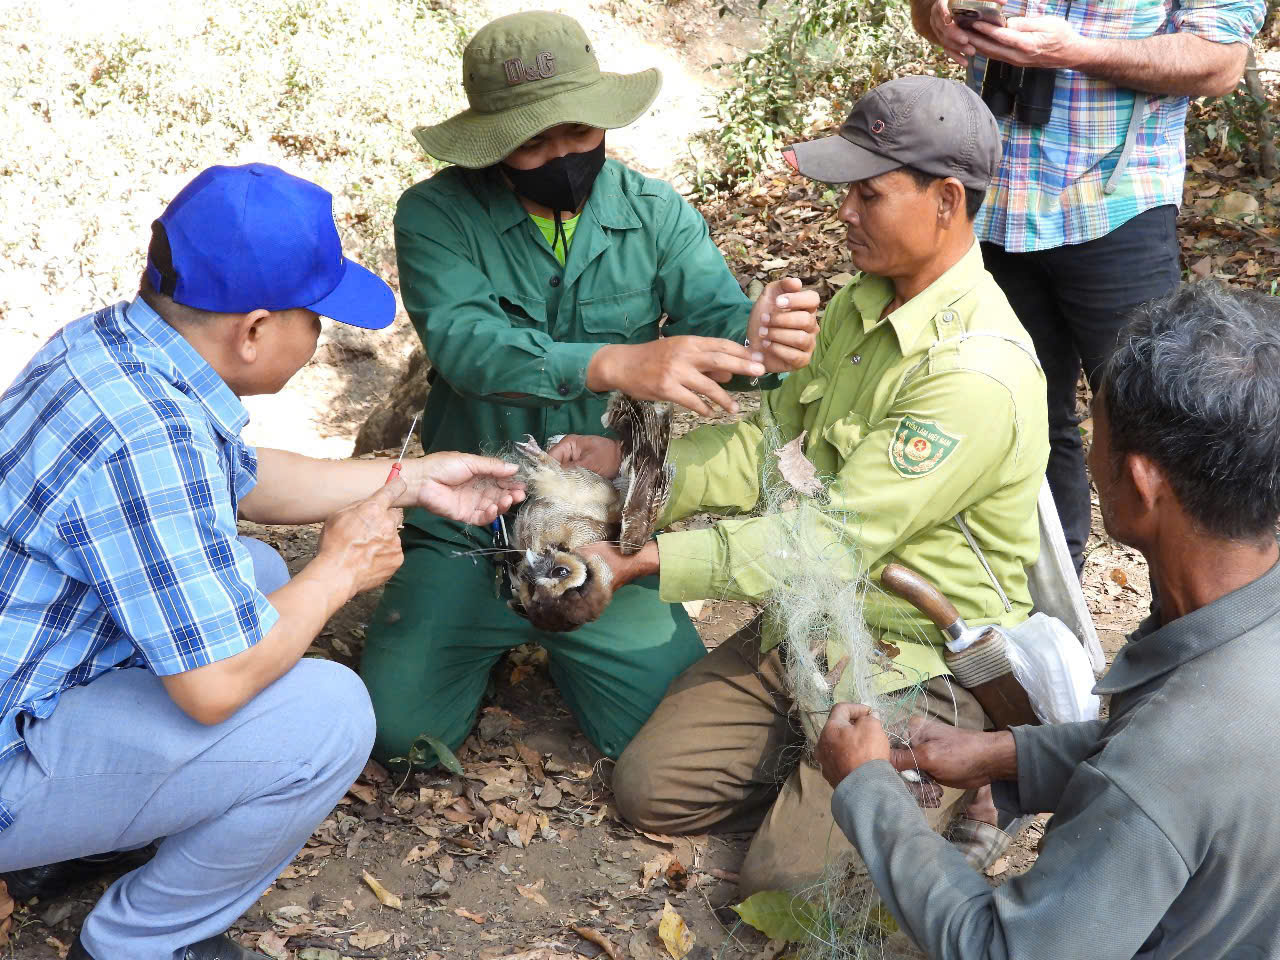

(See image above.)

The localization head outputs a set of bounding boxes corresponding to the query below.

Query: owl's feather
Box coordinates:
[604,395,674,554]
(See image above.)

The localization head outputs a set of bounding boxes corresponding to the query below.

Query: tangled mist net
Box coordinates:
[723,416,941,960]
[747,417,931,750]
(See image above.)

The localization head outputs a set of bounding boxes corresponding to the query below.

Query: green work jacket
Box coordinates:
[655,243,1050,692]
[394,159,760,544]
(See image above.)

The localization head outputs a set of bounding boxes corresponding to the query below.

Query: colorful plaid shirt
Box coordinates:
[975,0,1265,253]
[0,298,277,831]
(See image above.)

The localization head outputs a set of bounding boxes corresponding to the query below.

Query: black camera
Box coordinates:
[980,59,1058,126]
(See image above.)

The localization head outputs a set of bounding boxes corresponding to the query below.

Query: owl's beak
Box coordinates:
[525,549,539,567]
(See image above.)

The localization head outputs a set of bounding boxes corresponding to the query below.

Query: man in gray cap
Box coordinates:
[606,74,1049,896]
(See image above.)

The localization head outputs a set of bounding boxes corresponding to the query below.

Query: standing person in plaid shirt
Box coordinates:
[911,0,1264,573]
[0,164,522,960]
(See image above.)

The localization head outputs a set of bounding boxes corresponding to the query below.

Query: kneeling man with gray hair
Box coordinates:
[817,281,1280,958]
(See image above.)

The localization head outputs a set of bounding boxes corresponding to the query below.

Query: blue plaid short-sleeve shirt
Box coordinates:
[974,0,1265,252]
[0,297,279,830]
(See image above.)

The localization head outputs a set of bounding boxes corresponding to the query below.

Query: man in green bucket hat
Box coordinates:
[361,11,820,768]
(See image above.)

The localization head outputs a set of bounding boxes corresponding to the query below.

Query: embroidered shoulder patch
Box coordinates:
[888,416,962,478]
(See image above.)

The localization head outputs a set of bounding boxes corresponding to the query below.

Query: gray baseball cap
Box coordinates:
[785,75,1001,192]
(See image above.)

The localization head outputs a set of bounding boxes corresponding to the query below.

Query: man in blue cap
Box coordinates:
[0,163,523,960]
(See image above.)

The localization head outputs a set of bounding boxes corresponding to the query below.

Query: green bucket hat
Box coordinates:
[412,11,662,169]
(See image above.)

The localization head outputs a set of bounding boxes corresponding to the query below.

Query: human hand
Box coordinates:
[578,538,660,589]
[964,15,1089,70]
[403,453,526,526]
[747,277,820,374]
[927,0,987,65]
[816,703,892,788]
[587,337,765,418]
[548,434,623,478]
[887,716,1015,790]
[316,479,406,599]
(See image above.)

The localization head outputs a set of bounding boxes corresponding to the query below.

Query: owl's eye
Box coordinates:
[551,565,570,579]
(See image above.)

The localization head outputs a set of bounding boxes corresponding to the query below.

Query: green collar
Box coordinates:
[852,241,985,354]
[481,159,642,236]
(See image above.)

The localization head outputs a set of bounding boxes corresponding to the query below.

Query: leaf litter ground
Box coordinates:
[6,6,1276,956]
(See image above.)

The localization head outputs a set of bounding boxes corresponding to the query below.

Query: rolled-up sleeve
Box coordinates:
[1171,0,1265,44]
[395,190,604,407]
[60,424,276,675]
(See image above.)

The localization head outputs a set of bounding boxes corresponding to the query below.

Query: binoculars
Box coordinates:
[980,59,1058,126]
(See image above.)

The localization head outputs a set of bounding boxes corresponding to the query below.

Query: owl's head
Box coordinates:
[509,546,614,633]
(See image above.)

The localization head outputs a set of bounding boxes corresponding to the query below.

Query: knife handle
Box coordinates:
[880,563,963,634]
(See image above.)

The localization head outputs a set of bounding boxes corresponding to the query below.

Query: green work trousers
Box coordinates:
[360,525,707,766]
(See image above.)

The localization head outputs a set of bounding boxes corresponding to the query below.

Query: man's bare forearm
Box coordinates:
[981,730,1019,783]
[1076,32,1247,97]
[240,449,396,524]
[910,0,941,44]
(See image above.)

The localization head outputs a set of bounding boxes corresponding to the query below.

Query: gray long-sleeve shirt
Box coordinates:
[832,559,1280,959]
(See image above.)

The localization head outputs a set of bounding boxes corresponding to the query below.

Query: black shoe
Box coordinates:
[71,932,270,960]
[2,846,157,901]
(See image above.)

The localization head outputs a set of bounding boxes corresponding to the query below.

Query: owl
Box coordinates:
[506,394,674,632]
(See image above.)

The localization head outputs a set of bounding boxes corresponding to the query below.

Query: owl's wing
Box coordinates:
[605,394,674,555]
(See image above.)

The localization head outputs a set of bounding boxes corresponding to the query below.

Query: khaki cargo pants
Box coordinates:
[612,617,987,897]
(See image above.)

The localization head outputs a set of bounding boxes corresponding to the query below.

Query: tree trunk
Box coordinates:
[1244,47,1278,179]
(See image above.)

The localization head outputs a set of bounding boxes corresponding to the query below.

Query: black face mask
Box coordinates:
[501,139,606,215]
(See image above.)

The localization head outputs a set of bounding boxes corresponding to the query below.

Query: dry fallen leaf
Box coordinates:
[570,925,624,960]
[537,783,563,809]
[295,843,334,861]
[1108,568,1128,588]
[257,931,290,960]
[436,853,456,883]
[513,740,546,784]
[1221,190,1260,218]
[454,907,487,924]
[45,936,71,960]
[490,802,520,827]
[658,901,695,959]
[0,880,13,946]
[517,811,538,847]
[664,858,691,892]
[774,432,823,497]
[516,878,550,907]
[350,929,393,949]
[509,663,536,686]
[346,781,378,805]
[640,831,679,846]
[480,779,521,803]
[361,871,403,910]
[985,856,1010,877]
[642,852,675,891]
[403,840,440,865]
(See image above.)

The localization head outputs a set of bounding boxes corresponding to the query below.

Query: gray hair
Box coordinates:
[1101,281,1280,540]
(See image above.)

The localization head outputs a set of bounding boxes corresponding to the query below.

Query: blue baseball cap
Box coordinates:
[144,163,395,329]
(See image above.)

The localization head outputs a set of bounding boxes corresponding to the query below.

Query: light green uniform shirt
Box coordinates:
[655,243,1049,692]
